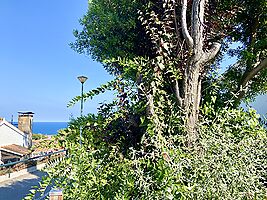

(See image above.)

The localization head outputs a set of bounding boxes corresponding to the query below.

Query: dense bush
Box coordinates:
[26,105,267,200]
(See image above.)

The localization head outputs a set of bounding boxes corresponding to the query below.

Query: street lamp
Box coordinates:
[77,75,88,146]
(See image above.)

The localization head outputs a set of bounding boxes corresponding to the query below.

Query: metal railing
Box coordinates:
[0,149,67,168]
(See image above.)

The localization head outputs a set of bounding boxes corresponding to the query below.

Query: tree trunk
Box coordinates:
[179,0,221,146]
[182,60,202,146]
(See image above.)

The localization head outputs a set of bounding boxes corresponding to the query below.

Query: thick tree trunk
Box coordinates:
[182,60,202,146]
[179,0,221,146]
[180,0,205,145]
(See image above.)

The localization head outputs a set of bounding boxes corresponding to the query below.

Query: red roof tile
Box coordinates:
[0,144,30,156]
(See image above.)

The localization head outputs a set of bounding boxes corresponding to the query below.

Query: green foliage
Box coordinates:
[217,0,267,101]
[25,1,267,199]
[27,104,267,199]
[72,0,267,104]
[68,79,118,107]
[70,0,152,77]
[32,133,47,140]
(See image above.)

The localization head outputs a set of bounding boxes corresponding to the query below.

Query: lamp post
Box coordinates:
[77,75,88,146]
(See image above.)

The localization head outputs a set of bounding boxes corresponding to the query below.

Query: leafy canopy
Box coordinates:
[25,1,267,199]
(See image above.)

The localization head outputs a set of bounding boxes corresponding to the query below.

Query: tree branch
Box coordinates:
[237,57,267,99]
[175,80,183,106]
[241,57,267,87]
[201,42,221,64]
[181,0,193,50]
[191,0,205,54]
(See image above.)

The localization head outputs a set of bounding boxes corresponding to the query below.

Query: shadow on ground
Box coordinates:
[0,170,50,200]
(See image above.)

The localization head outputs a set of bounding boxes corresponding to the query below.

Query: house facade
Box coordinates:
[0,118,29,148]
[0,112,34,164]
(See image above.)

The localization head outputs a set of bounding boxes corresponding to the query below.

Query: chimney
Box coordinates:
[18,112,34,148]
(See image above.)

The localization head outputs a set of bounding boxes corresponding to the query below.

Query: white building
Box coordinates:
[0,112,33,164]
[0,118,29,148]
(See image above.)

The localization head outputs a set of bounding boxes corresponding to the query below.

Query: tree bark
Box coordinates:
[179,0,221,146]
[183,61,202,146]
[179,0,205,145]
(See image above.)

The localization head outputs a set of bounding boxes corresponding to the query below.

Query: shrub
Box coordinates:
[27,106,267,199]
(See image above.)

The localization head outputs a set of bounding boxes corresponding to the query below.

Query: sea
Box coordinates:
[32,122,68,135]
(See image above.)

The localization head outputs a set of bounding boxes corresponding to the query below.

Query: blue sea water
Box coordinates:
[32,122,68,135]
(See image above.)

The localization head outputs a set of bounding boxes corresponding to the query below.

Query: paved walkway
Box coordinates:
[0,170,47,200]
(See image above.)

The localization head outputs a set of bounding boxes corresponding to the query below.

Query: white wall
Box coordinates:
[0,123,28,147]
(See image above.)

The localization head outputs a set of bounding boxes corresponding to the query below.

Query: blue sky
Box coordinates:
[0,0,113,122]
[0,1,266,122]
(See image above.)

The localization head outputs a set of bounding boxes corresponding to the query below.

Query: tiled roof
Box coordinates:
[0,144,30,156]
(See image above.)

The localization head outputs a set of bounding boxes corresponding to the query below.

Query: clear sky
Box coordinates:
[0,1,266,122]
[0,0,114,122]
